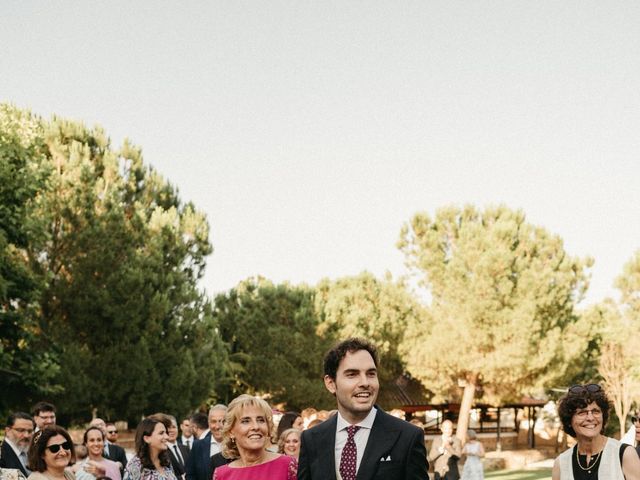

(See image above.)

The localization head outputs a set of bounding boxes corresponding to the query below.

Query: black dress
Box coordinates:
[571,444,629,479]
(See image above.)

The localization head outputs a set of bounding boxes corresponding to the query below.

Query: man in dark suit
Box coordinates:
[298,338,428,480]
[178,418,194,452]
[166,415,189,479]
[90,418,128,472]
[185,406,226,480]
[0,412,35,477]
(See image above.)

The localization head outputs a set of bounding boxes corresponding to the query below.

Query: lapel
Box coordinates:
[312,416,338,479]
[356,409,401,480]
[1,441,29,477]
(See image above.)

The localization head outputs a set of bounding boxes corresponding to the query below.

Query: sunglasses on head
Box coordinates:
[46,442,71,454]
[568,383,602,394]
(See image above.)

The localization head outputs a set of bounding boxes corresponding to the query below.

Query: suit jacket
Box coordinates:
[0,441,29,477]
[168,442,189,478]
[298,408,428,480]
[185,432,211,480]
[103,442,128,472]
[208,453,232,479]
[178,437,193,453]
[428,436,462,479]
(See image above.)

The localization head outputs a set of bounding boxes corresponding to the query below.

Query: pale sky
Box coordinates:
[2,1,639,306]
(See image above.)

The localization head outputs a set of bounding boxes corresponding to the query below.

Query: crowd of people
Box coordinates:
[2,338,640,480]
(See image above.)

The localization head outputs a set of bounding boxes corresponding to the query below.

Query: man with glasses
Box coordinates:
[31,402,56,432]
[0,412,35,477]
[105,423,119,444]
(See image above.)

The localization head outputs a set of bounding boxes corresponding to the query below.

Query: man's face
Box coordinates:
[5,418,34,451]
[168,423,179,442]
[209,409,225,443]
[180,419,192,438]
[35,411,56,429]
[324,349,379,424]
[106,425,118,443]
[90,418,107,435]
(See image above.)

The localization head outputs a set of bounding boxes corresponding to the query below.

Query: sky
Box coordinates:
[2,1,639,307]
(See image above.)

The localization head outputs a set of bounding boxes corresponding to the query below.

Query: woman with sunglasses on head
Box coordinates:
[27,426,76,480]
[75,427,121,480]
[124,416,176,480]
[552,384,640,480]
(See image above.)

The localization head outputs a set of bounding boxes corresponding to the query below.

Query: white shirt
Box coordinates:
[210,438,222,457]
[180,436,192,449]
[167,442,184,464]
[334,408,378,480]
[198,431,208,440]
[4,437,26,459]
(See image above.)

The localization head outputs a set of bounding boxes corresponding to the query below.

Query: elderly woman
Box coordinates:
[277,429,301,460]
[75,427,121,480]
[552,384,640,480]
[27,426,76,480]
[213,395,297,480]
[124,416,177,480]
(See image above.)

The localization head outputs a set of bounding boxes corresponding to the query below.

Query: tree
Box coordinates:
[0,104,226,422]
[398,205,592,440]
[214,278,333,410]
[599,250,640,436]
[315,272,427,384]
[0,105,60,416]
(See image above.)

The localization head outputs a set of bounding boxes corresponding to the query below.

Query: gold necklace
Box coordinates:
[575,444,602,473]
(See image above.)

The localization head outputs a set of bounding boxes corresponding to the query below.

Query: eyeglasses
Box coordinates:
[46,442,71,453]
[107,430,118,434]
[568,384,602,394]
[38,414,56,421]
[10,427,34,435]
[575,407,603,418]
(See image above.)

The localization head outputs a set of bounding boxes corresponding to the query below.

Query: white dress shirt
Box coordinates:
[210,438,222,457]
[180,436,192,449]
[334,407,378,480]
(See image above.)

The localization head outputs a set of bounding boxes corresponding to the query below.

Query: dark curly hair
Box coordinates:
[558,385,610,438]
[324,337,379,380]
[28,425,76,472]
[134,416,171,470]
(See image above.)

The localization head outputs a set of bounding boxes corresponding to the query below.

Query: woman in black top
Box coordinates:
[551,384,640,480]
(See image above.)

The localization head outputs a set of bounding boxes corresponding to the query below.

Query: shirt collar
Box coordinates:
[4,437,25,457]
[336,406,377,432]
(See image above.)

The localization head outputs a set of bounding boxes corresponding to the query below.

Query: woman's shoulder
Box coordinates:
[27,473,48,480]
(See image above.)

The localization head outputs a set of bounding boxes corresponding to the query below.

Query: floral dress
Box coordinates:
[123,457,177,480]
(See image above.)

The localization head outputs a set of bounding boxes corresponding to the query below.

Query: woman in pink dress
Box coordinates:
[213,395,297,480]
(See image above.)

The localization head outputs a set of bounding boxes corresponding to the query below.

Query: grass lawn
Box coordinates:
[485,468,552,480]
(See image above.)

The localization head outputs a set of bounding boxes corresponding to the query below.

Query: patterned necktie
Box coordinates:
[339,425,361,480]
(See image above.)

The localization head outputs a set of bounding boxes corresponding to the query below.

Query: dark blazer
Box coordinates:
[0,441,29,477]
[168,442,189,478]
[103,442,128,472]
[298,408,428,480]
[208,452,232,479]
[185,432,211,480]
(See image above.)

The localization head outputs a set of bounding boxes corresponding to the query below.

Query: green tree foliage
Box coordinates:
[315,272,427,383]
[398,205,591,439]
[214,278,333,410]
[0,105,60,415]
[0,104,225,422]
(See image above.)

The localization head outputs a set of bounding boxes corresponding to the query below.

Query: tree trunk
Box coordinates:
[456,373,477,443]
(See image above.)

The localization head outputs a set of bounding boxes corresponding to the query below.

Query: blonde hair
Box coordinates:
[277,428,301,454]
[221,394,274,459]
